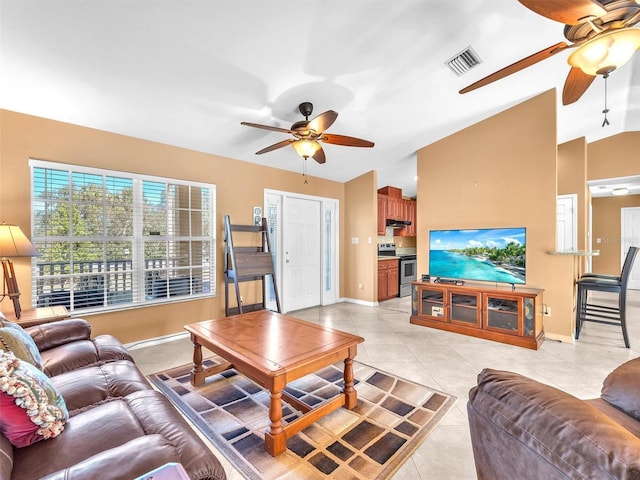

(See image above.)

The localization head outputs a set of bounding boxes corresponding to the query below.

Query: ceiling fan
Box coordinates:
[241,102,374,165]
[460,0,640,105]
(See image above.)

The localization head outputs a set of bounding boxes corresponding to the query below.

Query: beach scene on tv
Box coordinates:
[429,228,526,285]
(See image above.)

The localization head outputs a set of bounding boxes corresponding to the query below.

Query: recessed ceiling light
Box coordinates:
[612,187,629,196]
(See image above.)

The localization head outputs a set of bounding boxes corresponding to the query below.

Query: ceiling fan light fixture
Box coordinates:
[292,139,320,158]
[567,29,640,75]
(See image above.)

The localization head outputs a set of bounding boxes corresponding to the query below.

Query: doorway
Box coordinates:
[264,190,339,312]
[557,194,577,251]
[621,207,640,289]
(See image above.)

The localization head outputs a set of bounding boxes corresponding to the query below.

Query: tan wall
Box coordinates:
[558,138,588,250]
[417,90,575,342]
[587,132,640,181]
[592,195,640,274]
[344,171,377,302]
[0,109,347,342]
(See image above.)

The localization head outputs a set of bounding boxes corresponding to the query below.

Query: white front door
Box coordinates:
[621,207,640,289]
[283,196,322,311]
[557,194,577,251]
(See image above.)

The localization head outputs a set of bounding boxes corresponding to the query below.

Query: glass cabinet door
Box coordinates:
[449,291,481,328]
[420,287,446,321]
[484,294,522,335]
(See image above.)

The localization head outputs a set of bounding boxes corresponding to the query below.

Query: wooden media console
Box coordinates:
[410,281,544,349]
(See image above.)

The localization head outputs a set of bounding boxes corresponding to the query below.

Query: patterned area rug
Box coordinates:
[148,357,456,480]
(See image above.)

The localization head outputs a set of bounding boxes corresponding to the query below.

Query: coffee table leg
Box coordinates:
[264,389,286,456]
[344,356,357,409]
[190,339,205,387]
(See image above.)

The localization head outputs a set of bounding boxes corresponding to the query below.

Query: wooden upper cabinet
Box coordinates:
[377,194,387,235]
[377,186,416,236]
[396,199,417,237]
[387,196,402,220]
[378,186,401,198]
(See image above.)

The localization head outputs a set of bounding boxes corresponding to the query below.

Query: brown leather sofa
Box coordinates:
[1,317,227,480]
[468,358,640,479]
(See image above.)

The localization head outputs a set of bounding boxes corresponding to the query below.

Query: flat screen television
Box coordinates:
[429,227,526,285]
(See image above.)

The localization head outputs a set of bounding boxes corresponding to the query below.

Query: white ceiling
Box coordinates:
[2,0,639,199]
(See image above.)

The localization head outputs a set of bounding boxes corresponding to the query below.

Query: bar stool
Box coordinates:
[575,246,638,348]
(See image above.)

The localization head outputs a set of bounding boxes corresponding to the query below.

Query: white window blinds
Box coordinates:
[30,160,216,313]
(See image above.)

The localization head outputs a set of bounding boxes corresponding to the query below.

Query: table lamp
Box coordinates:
[0,223,39,319]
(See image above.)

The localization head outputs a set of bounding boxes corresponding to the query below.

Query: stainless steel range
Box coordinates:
[378,243,417,297]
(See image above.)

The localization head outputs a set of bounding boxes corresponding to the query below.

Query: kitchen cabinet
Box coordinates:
[387,196,402,220]
[377,194,388,235]
[378,186,403,221]
[396,199,416,237]
[378,258,399,301]
[410,281,544,349]
[377,186,416,237]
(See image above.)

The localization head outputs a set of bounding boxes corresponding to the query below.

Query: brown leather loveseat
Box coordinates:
[0,316,227,480]
[467,357,640,479]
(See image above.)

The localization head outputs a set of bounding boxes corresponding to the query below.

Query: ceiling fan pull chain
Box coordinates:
[602,73,610,127]
[303,157,308,184]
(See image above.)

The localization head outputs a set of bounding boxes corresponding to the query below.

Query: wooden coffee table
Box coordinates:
[184,310,364,456]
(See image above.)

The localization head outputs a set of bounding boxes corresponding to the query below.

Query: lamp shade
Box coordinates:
[292,140,321,158]
[568,29,640,75]
[0,224,39,258]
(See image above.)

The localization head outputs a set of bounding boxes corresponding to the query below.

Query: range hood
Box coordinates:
[386,219,411,228]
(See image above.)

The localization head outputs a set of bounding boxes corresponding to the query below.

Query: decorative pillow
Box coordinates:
[0,317,42,370]
[0,351,68,447]
[601,356,640,421]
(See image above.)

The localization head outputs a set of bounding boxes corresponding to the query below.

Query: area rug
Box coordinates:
[148,357,456,480]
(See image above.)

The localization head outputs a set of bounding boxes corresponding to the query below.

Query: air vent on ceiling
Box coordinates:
[446,46,482,76]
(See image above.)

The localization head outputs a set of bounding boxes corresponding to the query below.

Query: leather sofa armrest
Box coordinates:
[39,435,180,480]
[468,368,640,480]
[601,357,640,420]
[26,319,91,352]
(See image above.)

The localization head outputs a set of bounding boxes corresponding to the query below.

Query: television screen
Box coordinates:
[429,228,526,285]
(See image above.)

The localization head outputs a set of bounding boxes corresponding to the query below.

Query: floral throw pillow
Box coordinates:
[0,316,43,370]
[0,351,68,447]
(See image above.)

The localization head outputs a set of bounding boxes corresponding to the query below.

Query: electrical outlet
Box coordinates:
[358,283,364,291]
[240,296,244,305]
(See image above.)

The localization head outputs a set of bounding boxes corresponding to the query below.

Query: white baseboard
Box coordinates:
[125,331,189,350]
[342,297,378,307]
[544,332,575,344]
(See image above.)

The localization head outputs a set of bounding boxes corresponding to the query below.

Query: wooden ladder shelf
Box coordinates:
[224,214,281,316]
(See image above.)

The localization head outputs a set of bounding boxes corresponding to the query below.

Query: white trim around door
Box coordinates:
[264,189,339,312]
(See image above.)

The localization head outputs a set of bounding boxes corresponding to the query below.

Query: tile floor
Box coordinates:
[129,290,640,480]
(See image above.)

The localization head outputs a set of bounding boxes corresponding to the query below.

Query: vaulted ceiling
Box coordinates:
[2,1,639,198]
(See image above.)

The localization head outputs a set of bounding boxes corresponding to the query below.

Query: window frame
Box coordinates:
[29,159,216,314]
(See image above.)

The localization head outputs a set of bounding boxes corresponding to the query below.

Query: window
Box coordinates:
[30,160,215,313]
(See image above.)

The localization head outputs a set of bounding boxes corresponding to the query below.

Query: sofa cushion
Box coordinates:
[26,319,92,352]
[12,389,227,480]
[0,318,43,370]
[39,335,134,377]
[601,356,640,421]
[50,360,151,413]
[0,351,68,447]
